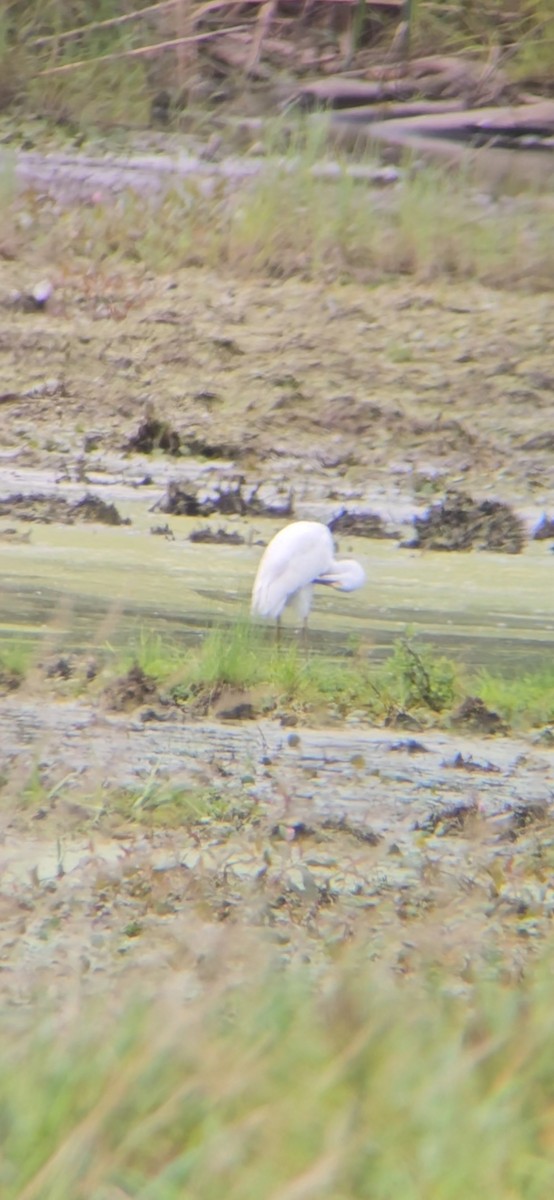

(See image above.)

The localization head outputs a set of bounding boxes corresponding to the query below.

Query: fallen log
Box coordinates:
[287,76,423,108]
[347,103,554,188]
[365,101,554,139]
[286,52,514,110]
[329,98,466,124]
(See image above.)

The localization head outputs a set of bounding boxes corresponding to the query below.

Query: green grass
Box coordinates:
[99,624,553,730]
[5,625,554,730]
[10,145,554,290]
[118,625,462,722]
[186,621,265,693]
[3,951,554,1199]
[108,629,189,683]
[0,637,36,685]
[411,0,554,87]
[476,664,554,729]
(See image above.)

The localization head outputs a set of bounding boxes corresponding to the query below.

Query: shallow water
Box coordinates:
[1,511,552,672]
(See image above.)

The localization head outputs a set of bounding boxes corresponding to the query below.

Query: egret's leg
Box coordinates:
[276,616,282,648]
[301,618,309,652]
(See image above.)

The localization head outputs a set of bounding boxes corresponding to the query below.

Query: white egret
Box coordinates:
[251,520,366,636]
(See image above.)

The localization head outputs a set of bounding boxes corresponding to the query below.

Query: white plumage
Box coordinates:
[251,520,366,628]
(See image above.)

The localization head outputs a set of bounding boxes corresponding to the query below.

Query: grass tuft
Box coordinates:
[477,664,554,729]
[5,138,554,290]
[3,953,554,1198]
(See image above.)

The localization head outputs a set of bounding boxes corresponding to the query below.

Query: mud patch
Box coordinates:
[0,666,22,695]
[443,751,500,773]
[156,479,293,519]
[102,664,159,712]
[329,509,392,539]
[406,490,525,553]
[415,800,479,836]
[124,415,248,462]
[0,492,130,526]
[189,527,245,545]
[125,416,181,456]
[45,655,75,680]
[157,480,243,517]
[450,696,507,735]
[150,522,175,538]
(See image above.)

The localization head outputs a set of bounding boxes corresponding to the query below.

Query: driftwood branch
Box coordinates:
[245,0,278,76]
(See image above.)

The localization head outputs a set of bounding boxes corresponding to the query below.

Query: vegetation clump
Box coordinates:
[407,490,526,554]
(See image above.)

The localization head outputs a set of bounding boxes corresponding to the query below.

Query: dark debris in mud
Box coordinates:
[217,701,257,721]
[0,525,31,543]
[156,483,202,516]
[443,751,501,773]
[150,522,175,538]
[156,478,293,520]
[124,414,251,463]
[71,494,130,525]
[414,800,479,837]
[45,656,75,680]
[384,711,424,731]
[329,509,392,539]
[500,802,550,840]
[405,490,526,554]
[102,664,160,712]
[450,696,508,735]
[0,666,23,695]
[189,526,245,545]
[521,432,554,452]
[321,814,382,846]
[0,492,130,526]
[184,435,245,460]
[388,738,429,754]
[157,479,246,517]
[125,416,181,456]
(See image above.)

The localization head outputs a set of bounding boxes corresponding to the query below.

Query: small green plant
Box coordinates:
[111,629,187,682]
[0,638,35,685]
[187,620,264,692]
[477,664,554,728]
[133,782,228,825]
[382,633,460,713]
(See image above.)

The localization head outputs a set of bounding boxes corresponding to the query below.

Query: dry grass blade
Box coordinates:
[30,1,188,46]
[246,0,278,74]
[36,24,251,76]
[28,0,285,49]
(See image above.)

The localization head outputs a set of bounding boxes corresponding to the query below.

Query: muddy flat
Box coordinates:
[1,261,553,512]
[1,183,554,1003]
[1,686,554,1003]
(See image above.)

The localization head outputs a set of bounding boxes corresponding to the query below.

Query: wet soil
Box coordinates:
[0,260,553,527]
[1,164,553,1004]
[1,690,554,1004]
[0,491,129,525]
[407,490,526,554]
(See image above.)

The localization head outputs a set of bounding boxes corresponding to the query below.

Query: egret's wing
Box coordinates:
[252,524,333,619]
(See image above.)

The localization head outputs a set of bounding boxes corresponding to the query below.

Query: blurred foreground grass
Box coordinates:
[3,949,554,1199]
